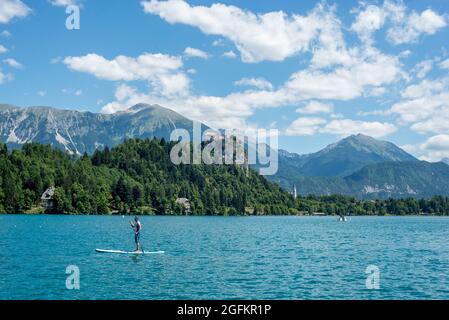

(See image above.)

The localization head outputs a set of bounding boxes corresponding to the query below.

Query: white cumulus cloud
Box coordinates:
[100,83,257,129]
[440,58,449,70]
[63,53,189,98]
[321,119,397,138]
[64,53,182,81]
[222,50,236,59]
[142,1,345,63]
[0,0,31,24]
[234,77,273,91]
[184,47,209,59]
[351,1,447,45]
[50,0,80,6]
[413,59,433,79]
[285,117,396,138]
[63,2,422,133]
[285,47,403,101]
[387,8,447,44]
[92,42,403,130]
[3,58,22,68]
[296,101,333,114]
[390,77,449,134]
[351,4,386,44]
[420,135,449,161]
[285,117,327,136]
[405,135,449,162]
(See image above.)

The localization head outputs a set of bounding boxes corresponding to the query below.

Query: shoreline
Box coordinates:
[0,213,446,217]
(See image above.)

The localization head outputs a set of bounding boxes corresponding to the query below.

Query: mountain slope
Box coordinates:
[270,134,418,196]
[345,161,449,199]
[279,160,449,199]
[266,134,449,199]
[290,134,417,177]
[0,103,198,155]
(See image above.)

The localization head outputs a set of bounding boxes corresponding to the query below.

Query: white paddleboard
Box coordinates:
[96,249,164,255]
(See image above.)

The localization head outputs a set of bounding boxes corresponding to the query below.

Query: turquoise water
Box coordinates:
[1,215,449,300]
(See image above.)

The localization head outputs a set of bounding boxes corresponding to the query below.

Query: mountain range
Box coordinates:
[0,103,198,155]
[270,134,449,199]
[1,103,449,199]
[277,134,416,177]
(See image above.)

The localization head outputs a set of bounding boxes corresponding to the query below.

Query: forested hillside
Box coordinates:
[1,139,449,215]
[0,139,294,214]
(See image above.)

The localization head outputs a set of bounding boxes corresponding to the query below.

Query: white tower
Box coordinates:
[293,185,297,199]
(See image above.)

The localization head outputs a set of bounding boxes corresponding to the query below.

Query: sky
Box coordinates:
[0,0,449,160]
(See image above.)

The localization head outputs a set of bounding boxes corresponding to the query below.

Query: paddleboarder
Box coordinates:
[130,216,142,252]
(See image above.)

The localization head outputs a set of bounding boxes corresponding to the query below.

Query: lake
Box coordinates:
[1,215,449,300]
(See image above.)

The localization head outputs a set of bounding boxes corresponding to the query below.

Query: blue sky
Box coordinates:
[1,0,449,160]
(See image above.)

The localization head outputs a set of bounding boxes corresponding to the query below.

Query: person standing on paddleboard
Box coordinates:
[130,216,142,252]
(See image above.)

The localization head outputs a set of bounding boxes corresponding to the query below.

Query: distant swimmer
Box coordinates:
[130,216,142,252]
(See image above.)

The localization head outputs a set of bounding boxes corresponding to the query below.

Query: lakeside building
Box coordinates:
[41,187,55,210]
[176,198,192,215]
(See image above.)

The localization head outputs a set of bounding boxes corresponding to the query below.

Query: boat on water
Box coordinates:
[338,215,349,222]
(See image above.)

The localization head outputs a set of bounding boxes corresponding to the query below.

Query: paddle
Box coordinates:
[139,242,144,254]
